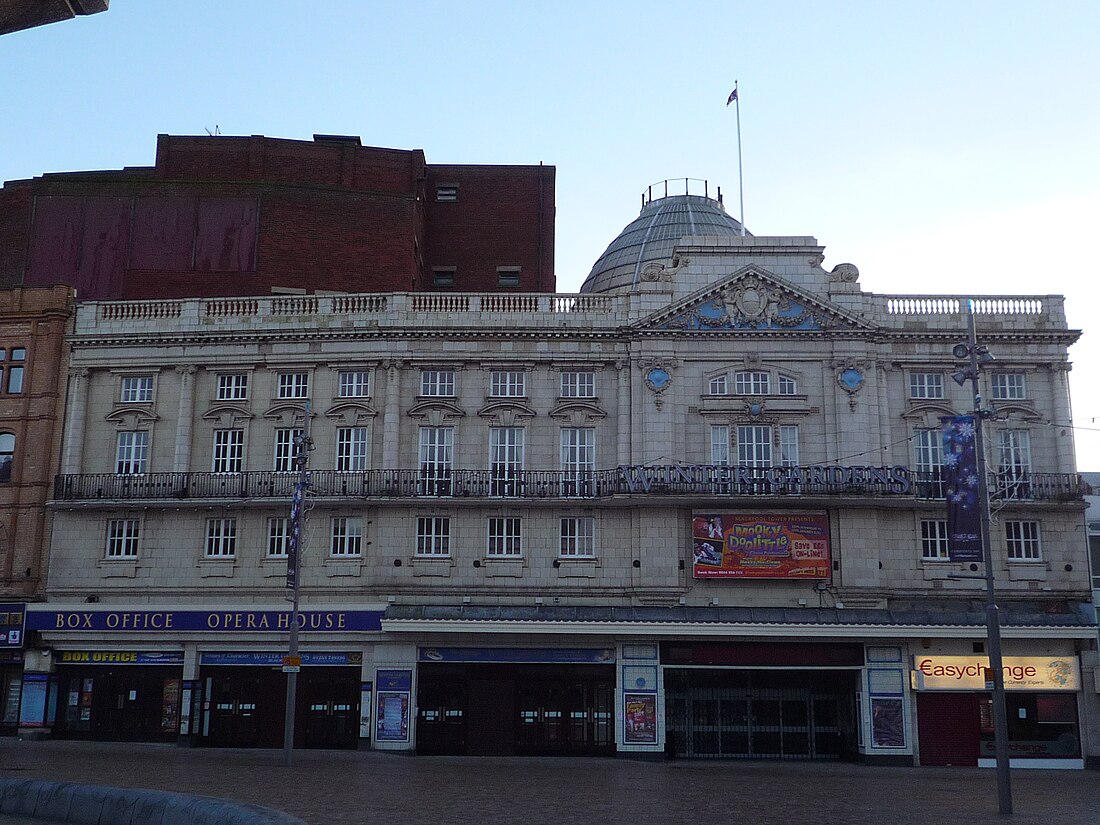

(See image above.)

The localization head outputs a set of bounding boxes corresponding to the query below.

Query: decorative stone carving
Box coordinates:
[828,263,860,282]
[639,257,689,283]
[640,359,677,410]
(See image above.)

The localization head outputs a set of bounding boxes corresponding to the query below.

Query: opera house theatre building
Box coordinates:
[27,181,1097,766]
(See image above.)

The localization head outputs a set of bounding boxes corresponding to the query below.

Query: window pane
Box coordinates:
[561,371,596,398]
[337,427,369,472]
[217,374,249,400]
[6,367,23,394]
[120,376,154,403]
[338,370,371,398]
[278,373,309,399]
[416,517,450,556]
[116,431,149,475]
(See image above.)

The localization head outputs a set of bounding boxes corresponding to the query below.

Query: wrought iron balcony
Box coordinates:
[51,468,1084,503]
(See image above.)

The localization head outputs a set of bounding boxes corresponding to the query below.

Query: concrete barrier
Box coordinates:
[0,778,308,825]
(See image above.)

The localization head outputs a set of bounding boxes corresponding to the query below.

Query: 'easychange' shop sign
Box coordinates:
[912,655,1079,691]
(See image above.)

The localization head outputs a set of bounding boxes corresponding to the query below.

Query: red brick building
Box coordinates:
[0,134,555,299]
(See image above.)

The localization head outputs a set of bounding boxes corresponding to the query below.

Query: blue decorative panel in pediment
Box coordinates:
[653,275,844,332]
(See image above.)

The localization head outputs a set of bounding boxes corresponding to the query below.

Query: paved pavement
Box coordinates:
[1,740,1098,825]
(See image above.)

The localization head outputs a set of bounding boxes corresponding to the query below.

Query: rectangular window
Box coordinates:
[436,185,458,202]
[991,372,1026,400]
[3,347,26,395]
[560,427,595,496]
[273,428,302,473]
[777,374,798,395]
[920,519,950,561]
[105,518,140,559]
[418,426,454,495]
[487,517,522,557]
[560,371,596,398]
[416,517,450,556]
[420,369,455,397]
[710,424,730,466]
[205,518,237,558]
[489,427,525,496]
[336,427,369,472]
[489,370,526,398]
[708,374,728,395]
[560,517,595,558]
[779,425,800,467]
[338,370,371,398]
[330,517,363,557]
[734,370,770,395]
[909,372,945,399]
[432,268,455,289]
[212,429,244,473]
[267,517,289,557]
[115,431,149,475]
[278,372,310,399]
[913,429,942,472]
[217,373,249,401]
[737,424,772,467]
[1005,520,1041,561]
[996,429,1032,499]
[120,375,154,403]
[497,267,521,288]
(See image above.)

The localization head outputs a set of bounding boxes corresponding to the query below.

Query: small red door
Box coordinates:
[917,693,981,766]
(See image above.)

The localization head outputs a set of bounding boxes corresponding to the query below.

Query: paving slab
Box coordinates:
[2,740,1097,825]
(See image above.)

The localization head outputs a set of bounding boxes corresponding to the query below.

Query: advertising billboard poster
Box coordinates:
[376,692,409,741]
[692,513,830,579]
[624,693,658,743]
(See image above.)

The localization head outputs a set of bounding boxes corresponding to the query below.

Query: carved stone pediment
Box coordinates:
[105,406,159,429]
[477,400,536,427]
[325,402,379,426]
[262,403,313,427]
[202,404,254,427]
[407,400,466,427]
[639,267,874,333]
[991,402,1043,422]
[900,401,959,422]
[548,400,607,426]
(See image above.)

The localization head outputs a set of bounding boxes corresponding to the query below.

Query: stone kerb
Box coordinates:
[0,779,307,825]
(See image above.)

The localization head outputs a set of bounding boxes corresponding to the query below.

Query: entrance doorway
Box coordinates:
[664,669,857,760]
[417,663,615,756]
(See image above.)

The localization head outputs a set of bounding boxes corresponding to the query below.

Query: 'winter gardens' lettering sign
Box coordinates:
[617,464,911,495]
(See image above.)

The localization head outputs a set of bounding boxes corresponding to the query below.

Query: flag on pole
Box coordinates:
[726,88,738,105]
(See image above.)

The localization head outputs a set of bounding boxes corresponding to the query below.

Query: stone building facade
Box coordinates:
[25,191,1097,766]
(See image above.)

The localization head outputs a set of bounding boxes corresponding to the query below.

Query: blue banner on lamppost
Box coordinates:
[942,415,982,561]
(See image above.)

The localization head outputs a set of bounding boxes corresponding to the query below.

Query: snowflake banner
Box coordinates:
[941,415,983,562]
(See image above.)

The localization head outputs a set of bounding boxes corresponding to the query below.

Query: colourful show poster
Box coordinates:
[692,512,831,579]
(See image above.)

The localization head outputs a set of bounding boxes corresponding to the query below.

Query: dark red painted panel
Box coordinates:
[77,197,130,298]
[130,196,196,270]
[661,642,864,667]
[194,198,257,272]
[916,692,980,766]
[26,196,83,285]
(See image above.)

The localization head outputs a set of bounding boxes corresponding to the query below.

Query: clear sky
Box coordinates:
[3,1,1099,466]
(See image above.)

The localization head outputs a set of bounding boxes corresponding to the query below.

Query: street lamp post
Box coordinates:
[283,403,312,767]
[952,301,1013,815]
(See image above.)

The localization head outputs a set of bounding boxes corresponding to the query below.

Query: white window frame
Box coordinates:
[734,370,770,395]
[779,425,800,467]
[337,370,371,398]
[212,429,244,474]
[277,372,310,400]
[996,429,1032,474]
[777,374,798,396]
[336,427,370,472]
[736,424,772,467]
[420,369,456,397]
[920,519,950,561]
[909,372,945,400]
[560,371,596,398]
[115,430,149,475]
[217,373,249,401]
[105,518,140,559]
[267,517,289,558]
[487,517,522,557]
[489,370,526,398]
[990,372,1026,401]
[330,516,363,557]
[560,427,595,497]
[273,428,302,473]
[913,429,943,472]
[205,518,237,558]
[489,426,525,496]
[708,374,728,395]
[710,424,730,466]
[559,516,595,558]
[1005,520,1042,561]
[120,375,154,403]
[418,426,454,495]
[416,516,450,557]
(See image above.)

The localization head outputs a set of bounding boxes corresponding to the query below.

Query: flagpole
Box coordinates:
[729,80,745,236]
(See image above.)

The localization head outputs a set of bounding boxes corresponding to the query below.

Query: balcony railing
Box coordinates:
[51,468,1084,503]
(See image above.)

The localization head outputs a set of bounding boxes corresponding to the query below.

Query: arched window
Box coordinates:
[0,433,14,483]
